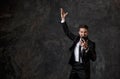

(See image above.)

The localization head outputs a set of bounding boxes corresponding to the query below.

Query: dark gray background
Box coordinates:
[0,0,120,79]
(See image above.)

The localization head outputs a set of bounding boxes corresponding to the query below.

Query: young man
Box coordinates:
[60,8,96,79]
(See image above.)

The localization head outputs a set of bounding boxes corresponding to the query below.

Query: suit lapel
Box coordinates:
[69,36,80,51]
[87,39,92,48]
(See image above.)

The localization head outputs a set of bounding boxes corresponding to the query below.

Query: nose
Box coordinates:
[83,33,85,36]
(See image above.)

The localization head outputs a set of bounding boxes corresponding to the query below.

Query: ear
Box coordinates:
[78,31,80,36]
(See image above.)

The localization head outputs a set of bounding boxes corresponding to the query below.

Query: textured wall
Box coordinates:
[0,0,120,79]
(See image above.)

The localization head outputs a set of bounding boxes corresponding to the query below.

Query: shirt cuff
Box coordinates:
[61,19,65,23]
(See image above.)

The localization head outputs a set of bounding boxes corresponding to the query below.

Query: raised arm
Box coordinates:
[60,8,76,41]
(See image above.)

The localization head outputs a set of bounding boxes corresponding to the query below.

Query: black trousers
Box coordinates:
[69,62,89,79]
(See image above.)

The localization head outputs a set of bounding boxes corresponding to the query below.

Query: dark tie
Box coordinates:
[79,46,83,63]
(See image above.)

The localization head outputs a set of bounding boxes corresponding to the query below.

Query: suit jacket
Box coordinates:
[61,22,96,68]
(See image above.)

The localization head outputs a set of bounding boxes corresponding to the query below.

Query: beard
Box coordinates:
[81,36,88,41]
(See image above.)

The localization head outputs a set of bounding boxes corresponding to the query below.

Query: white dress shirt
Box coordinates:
[74,40,83,63]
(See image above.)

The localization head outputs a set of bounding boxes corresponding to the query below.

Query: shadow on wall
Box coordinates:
[0,48,22,79]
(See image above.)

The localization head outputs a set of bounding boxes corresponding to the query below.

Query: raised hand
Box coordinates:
[60,8,68,20]
[80,38,88,49]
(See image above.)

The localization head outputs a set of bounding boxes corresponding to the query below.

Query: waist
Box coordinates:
[72,62,85,70]
[73,62,84,66]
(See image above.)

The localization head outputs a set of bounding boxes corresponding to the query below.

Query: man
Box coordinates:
[60,8,96,79]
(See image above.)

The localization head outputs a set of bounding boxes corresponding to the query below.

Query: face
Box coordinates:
[78,28,88,37]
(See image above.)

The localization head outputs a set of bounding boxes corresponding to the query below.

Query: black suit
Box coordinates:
[61,22,96,79]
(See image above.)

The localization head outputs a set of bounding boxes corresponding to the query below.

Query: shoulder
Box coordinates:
[88,39,96,46]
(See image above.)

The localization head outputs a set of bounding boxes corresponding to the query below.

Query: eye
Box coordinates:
[84,31,87,33]
[80,31,83,33]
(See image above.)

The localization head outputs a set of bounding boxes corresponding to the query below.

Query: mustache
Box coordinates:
[81,36,88,41]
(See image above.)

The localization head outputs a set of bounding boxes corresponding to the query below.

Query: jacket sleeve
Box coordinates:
[61,22,76,41]
[89,42,96,61]
[83,42,96,62]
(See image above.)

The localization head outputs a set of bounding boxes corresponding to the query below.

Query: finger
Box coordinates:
[80,41,83,46]
[65,12,68,16]
[60,8,63,16]
[80,40,83,44]
[81,38,84,42]
[81,38,85,43]
[62,8,65,14]
[84,42,88,47]
[80,43,84,47]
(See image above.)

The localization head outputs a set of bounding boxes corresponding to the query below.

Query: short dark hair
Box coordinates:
[78,25,89,30]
